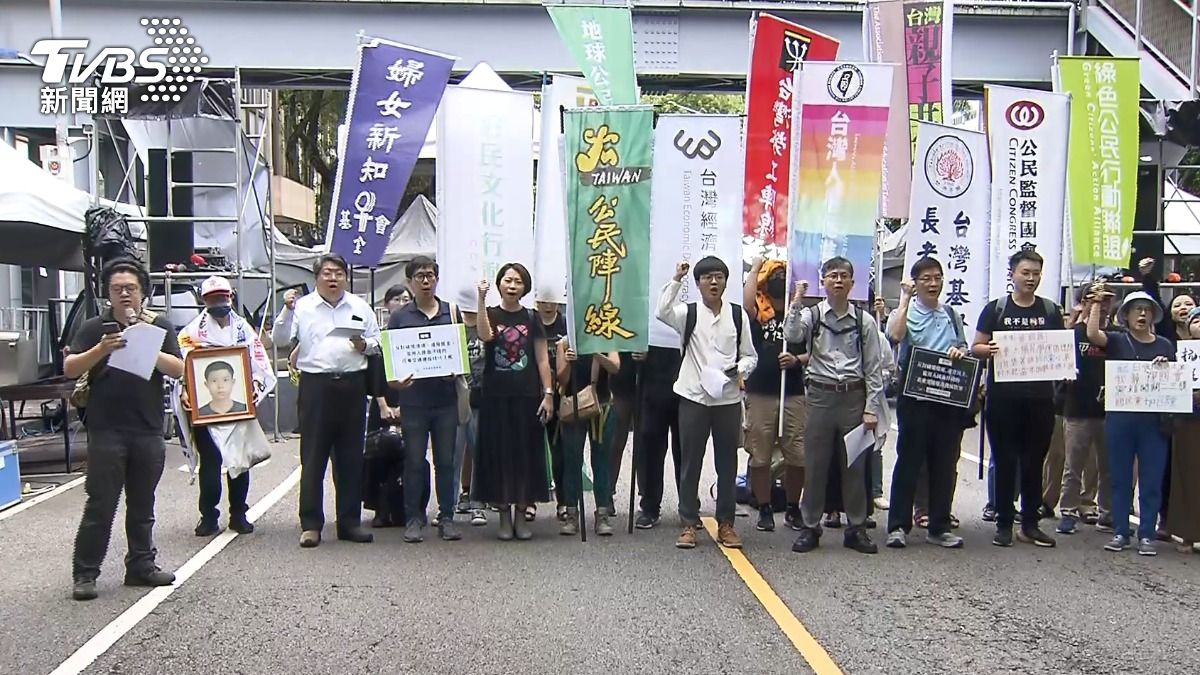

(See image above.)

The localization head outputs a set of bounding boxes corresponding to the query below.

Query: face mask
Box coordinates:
[207,304,232,318]
[766,277,787,299]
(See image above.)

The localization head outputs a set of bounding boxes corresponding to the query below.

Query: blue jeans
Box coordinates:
[400,404,460,522]
[1105,412,1170,541]
[560,404,617,511]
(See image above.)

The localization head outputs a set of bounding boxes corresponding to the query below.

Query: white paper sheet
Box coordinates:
[327,325,366,340]
[843,424,876,468]
[106,322,167,380]
[700,366,729,399]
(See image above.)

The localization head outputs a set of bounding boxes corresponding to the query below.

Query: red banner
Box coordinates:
[742,13,840,255]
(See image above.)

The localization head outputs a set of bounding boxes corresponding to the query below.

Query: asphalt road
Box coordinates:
[2,423,1199,675]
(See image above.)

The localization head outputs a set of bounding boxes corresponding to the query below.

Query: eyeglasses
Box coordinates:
[412,272,437,282]
[699,273,727,282]
[823,271,851,281]
[916,275,944,284]
[110,284,141,296]
[319,269,347,280]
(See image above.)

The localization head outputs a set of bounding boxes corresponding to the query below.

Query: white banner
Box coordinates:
[436,86,535,307]
[648,114,745,349]
[904,121,991,329]
[533,75,596,303]
[985,85,1070,299]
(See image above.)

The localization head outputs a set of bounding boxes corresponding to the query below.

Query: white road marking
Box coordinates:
[49,466,301,675]
[0,476,85,522]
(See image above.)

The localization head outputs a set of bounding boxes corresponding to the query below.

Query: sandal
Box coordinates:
[949,514,960,529]
[524,505,537,522]
[914,511,930,529]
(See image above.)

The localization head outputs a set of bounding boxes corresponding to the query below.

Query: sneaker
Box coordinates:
[864,516,877,530]
[791,528,820,553]
[785,505,803,531]
[556,504,569,522]
[1138,538,1158,556]
[886,529,907,549]
[676,525,698,549]
[926,532,964,548]
[403,519,424,543]
[873,496,890,511]
[1056,515,1078,535]
[992,526,1014,547]
[1018,527,1057,548]
[194,518,221,537]
[72,580,98,601]
[439,518,463,542]
[843,528,878,554]
[1082,511,1099,525]
[1037,504,1056,521]
[1104,534,1131,552]
[431,512,442,528]
[982,504,998,523]
[595,510,614,537]
[124,568,175,587]
[717,523,743,549]
[561,509,579,536]
[635,512,660,529]
[1096,514,1115,533]
[229,516,255,535]
[455,492,470,514]
[470,509,488,526]
[756,505,775,532]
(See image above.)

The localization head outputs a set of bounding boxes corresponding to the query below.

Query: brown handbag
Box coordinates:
[558,383,600,424]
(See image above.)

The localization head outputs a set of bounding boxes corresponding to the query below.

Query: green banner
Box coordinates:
[564,107,653,354]
[1058,56,1141,268]
[547,5,638,106]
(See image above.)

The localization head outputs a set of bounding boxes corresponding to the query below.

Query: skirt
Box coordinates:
[1168,418,1200,543]
[471,394,551,506]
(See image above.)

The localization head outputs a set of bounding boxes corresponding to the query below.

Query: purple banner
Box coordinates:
[327,39,454,267]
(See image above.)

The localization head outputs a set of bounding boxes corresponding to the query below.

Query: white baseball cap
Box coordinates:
[200,276,233,297]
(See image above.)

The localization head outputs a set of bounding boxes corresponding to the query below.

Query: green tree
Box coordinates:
[642,92,745,114]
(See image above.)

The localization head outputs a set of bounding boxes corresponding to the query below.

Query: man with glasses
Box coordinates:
[386,256,464,543]
[784,257,885,554]
[67,258,185,600]
[290,253,385,548]
[656,256,758,550]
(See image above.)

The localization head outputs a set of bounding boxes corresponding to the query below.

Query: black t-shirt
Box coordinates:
[482,306,546,398]
[745,314,806,396]
[71,313,181,434]
[976,296,1065,400]
[640,346,682,402]
[541,313,568,397]
[1063,324,1106,419]
[609,353,637,399]
[1104,330,1176,362]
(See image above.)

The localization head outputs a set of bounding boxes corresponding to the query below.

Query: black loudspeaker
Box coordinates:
[1129,165,1163,271]
[147,149,195,272]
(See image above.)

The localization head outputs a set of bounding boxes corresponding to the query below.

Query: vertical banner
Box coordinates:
[563,106,654,353]
[1056,57,1141,269]
[534,75,597,303]
[986,85,1071,298]
[435,86,536,307]
[327,38,455,267]
[547,5,638,106]
[789,62,895,302]
[863,0,913,219]
[904,121,992,328]
[902,0,954,155]
[648,114,745,349]
[743,13,840,260]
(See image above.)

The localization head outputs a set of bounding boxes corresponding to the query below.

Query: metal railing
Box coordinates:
[1094,0,1200,96]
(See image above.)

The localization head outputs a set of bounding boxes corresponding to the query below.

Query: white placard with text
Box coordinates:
[992,329,1076,382]
[1105,360,1193,413]
[381,324,469,382]
[1177,340,1200,390]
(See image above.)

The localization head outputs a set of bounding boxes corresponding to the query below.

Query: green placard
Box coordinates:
[563,106,653,354]
[547,5,638,106]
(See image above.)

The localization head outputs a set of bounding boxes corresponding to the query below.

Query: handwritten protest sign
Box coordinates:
[1104,361,1192,413]
[992,329,1076,382]
[1177,340,1200,390]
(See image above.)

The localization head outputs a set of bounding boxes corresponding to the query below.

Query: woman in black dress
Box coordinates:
[472,263,555,540]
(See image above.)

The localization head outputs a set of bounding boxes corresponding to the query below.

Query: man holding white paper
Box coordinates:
[66,259,184,601]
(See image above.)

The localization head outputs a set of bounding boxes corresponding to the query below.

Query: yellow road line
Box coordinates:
[700,517,844,675]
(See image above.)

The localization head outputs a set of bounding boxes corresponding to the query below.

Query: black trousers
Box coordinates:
[636,392,681,518]
[73,430,166,582]
[986,394,1055,528]
[299,371,368,531]
[888,396,962,536]
[195,425,249,523]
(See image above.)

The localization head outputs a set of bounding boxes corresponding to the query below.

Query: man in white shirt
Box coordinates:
[656,257,757,550]
[289,253,384,548]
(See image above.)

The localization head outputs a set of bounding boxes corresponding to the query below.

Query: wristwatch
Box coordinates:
[543,387,554,396]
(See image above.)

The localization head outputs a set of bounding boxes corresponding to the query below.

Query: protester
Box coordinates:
[555,341,621,536]
[1086,286,1175,556]
[1055,282,1112,535]
[605,354,637,518]
[272,287,300,346]
[632,347,683,529]
[386,256,464,543]
[972,250,1064,548]
[656,257,757,550]
[884,258,967,549]
[1168,307,1200,552]
[536,300,568,523]
[784,257,885,555]
[67,258,185,601]
[472,263,555,541]
[290,253,383,548]
[455,287,488,527]
[741,257,807,532]
[178,276,276,537]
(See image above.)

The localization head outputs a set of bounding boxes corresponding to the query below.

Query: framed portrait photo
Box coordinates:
[185,346,257,426]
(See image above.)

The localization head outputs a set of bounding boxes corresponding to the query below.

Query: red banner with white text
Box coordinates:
[742,13,840,259]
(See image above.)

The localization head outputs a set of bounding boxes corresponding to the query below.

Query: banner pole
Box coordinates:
[570,360,587,542]
[628,360,642,533]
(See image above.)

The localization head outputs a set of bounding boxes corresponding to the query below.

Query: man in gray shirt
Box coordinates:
[783,256,885,554]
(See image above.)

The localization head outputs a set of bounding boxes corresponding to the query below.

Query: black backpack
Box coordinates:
[682,302,744,355]
[809,303,865,363]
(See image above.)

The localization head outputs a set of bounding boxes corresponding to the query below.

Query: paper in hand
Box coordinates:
[328,324,366,339]
[700,366,729,399]
[843,424,876,468]
[106,322,167,380]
